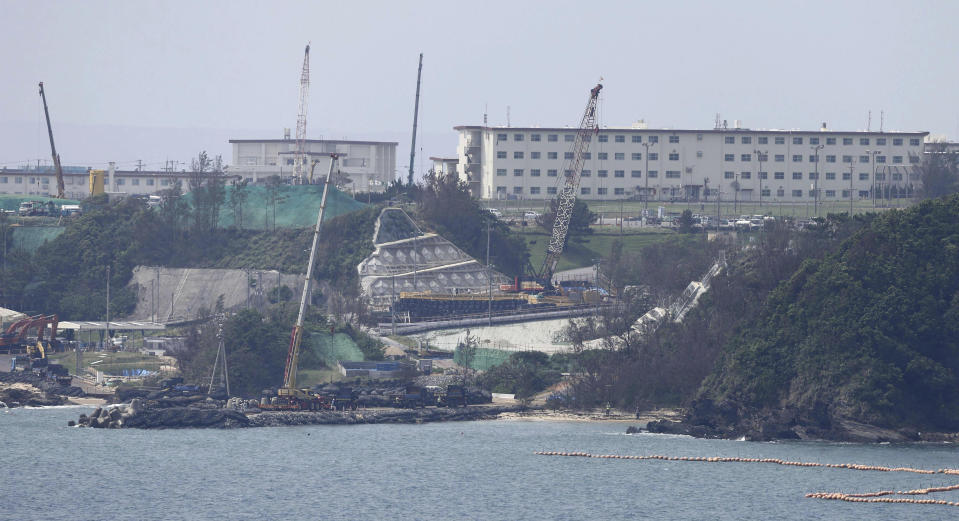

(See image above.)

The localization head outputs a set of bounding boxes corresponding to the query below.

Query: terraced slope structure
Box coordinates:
[358,208,510,311]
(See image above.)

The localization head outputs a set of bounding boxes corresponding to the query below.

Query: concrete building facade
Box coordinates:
[0,165,192,199]
[454,125,929,202]
[229,137,397,193]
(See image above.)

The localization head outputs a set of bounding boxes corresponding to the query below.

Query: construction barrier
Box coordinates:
[534,451,959,508]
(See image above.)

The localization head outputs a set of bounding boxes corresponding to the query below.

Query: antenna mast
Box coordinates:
[294,44,311,184]
[408,53,423,185]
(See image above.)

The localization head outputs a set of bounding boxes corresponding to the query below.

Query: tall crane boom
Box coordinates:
[282,154,338,391]
[540,83,603,285]
[38,82,65,199]
[408,53,423,185]
[293,44,311,184]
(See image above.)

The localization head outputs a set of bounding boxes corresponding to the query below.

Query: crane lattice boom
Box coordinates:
[38,82,65,199]
[293,44,311,184]
[540,83,603,284]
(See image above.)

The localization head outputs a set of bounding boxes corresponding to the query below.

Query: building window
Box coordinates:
[892,173,903,181]
[825,172,836,180]
[741,154,751,162]
[792,155,802,162]
[777,188,785,197]
[15,177,22,184]
[548,134,558,142]
[648,153,658,161]
[826,155,836,163]
[757,153,768,162]
[859,155,869,163]
[724,154,735,162]
[548,152,558,159]
[808,190,817,197]
[758,171,768,179]
[909,155,920,164]
[513,186,523,194]
[876,138,886,145]
[514,151,524,159]
[774,172,785,180]
[842,190,850,198]
[531,169,541,177]
[598,152,608,160]
[632,135,642,143]
[513,169,523,176]
[893,138,903,146]
[565,134,575,142]
[615,135,625,143]
[614,152,625,160]
[29,177,35,184]
[116,178,125,185]
[892,156,902,164]
[842,172,851,180]
[147,179,154,185]
[0,177,6,184]
[631,170,641,178]
[581,187,591,195]
[843,137,853,145]
[584,152,592,160]
[497,133,507,141]
[775,137,785,145]
[808,172,818,180]
[669,152,680,161]
[547,187,557,195]
[860,138,870,145]
[615,187,625,195]
[632,153,642,160]
[132,178,140,186]
[547,169,558,177]
[614,170,624,178]
[793,137,803,145]
[758,136,768,144]
[649,136,659,143]
[859,173,869,180]
[843,155,853,163]
[740,172,751,179]
[792,189,803,197]
[876,155,886,163]
[161,179,170,186]
[697,134,703,141]
[647,170,658,178]
[496,186,507,194]
[530,186,541,194]
[666,171,680,179]
[741,136,752,144]
[724,171,734,179]
[761,188,771,197]
[826,137,836,145]
[565,152,574,159]
[598,170,608,177]
[775,154,785,162]
[565,169,572,177]
[514,134,524,141]
[581,170,591,177]
[859,190,870,198]
[810,137,820,145]
[598,135,608,142]
[497,151,507,159]
[531,134,541,142]
[809,155,819,163]
[725,136,735,144]
[496,169,506,176]
[530,151,540,159]
[669,135,680,143]
[597,187,608,195]
[875,172,885,181]
[792,172,802,180]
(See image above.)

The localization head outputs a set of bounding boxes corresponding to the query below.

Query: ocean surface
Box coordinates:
[4,406,959,521]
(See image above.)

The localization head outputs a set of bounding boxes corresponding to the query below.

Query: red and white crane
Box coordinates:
[294,44,310,184]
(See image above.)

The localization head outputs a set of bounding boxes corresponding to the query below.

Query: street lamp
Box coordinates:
[866,149,880,207]
[754,149,767,209]
[811,144,823,215]
[733,172,739,214]
[642,142,652,212]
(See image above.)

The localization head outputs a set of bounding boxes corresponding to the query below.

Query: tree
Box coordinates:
[677,209,696,234]
[230,178,250,229]
[457,329,478,384]
[265,175,284,232]
[919,143,959,199]
[188,151,226,233]
[537,198,597,244]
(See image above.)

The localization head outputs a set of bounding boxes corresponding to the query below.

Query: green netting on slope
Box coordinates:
[307,332,365,367]
[8,226,65,252]
[454,346,512,372]
[0,194,82,212]
[182,184,366,230]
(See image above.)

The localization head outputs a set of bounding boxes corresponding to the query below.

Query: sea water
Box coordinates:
[3,406,959,520]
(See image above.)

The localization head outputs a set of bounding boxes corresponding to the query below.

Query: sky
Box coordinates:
[2,0,958,179]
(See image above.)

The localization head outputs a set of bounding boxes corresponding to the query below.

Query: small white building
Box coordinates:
[453,124,929,203]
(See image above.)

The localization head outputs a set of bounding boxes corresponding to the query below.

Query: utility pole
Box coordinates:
[755,149,767,209]
[812,144,823,216]
[642,142,652,214]
[105,265,111,344]
[849,162,854,216]
[408,53,423,186]
[486,219,492,327]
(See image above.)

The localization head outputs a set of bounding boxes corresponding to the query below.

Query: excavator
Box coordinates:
[260,155,339,411]
[0,314,58,352]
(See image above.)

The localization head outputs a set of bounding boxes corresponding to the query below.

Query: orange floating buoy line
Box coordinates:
[533,451,959,507]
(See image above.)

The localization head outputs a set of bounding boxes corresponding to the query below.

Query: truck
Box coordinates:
[330,387,358,411]
[395,385,435,408]
[438,384,468,407]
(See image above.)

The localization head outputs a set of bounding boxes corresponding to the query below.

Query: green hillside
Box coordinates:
[700,194,959,431]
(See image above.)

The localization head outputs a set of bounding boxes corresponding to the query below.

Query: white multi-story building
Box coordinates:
[454,125,928,202]
[229,137,397,193]
[0,165,192,199]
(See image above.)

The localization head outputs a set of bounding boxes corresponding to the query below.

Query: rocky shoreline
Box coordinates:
[0,371,85,408]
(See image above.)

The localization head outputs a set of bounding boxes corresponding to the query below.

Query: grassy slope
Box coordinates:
[517,228,677,272]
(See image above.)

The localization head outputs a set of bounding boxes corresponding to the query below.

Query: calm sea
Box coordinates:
[3,406,959,520]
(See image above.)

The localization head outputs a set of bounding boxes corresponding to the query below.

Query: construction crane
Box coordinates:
[408,53,423,185]
[293,44,311,184]
[538,82,603,287]
[38,82,65,199]
[262,154,339,411]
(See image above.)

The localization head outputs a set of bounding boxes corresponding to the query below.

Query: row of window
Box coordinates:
[496,169,668,178]
[497,151,666,161]
[495,149,918,165]
[496,132,922,147]
[721,171,910,181]
[0,176,172,186]
[494,168,915,181]
[494,186,882,198]
[724,153,914,164]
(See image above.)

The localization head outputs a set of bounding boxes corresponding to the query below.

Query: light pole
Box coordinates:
[642,142,652,213]
[733,172,739,214]
[811,144,823,216]
[848,162,854,216]
[754,149,767,209]
[867,149,879,208]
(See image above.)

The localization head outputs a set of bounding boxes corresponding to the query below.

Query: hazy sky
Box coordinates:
[2,0,958,178]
